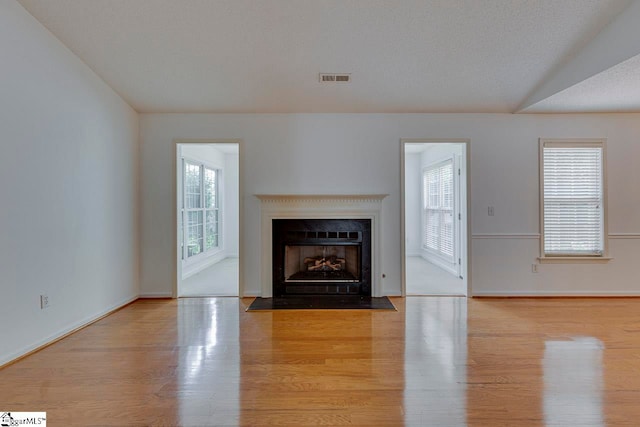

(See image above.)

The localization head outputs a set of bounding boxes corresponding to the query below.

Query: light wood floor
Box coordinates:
[2,297,640,426]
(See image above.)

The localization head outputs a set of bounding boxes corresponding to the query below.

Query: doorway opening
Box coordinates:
[402,140,469,296]
[176,142,240,297]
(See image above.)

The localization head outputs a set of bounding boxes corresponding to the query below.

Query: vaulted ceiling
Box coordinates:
[17,0,640,114]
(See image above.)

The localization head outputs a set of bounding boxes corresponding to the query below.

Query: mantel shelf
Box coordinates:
[255,194,388,204]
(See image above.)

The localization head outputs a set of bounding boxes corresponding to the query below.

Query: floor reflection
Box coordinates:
[177,298,240,425]
[404,297,467,426]
[544,337,604,427]
[5,296,640,425]
[239,302,406,426]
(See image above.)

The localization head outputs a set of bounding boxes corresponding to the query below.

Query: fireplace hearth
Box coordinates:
[273,219,371,296]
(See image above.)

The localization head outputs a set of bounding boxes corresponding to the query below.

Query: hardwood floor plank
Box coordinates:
[3,296,640,425]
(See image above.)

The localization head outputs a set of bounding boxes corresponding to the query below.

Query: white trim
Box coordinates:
[540,139,606,148]
[473,291,640,297]
[0,295,138,367]
[609,233,640,239]
[241,291,261,297]
[472,233,638,240]
[472,233,541,239]
[138,293,173,298]
[256,194,387,298]
[256,194,388,203]
[538,256,612,264]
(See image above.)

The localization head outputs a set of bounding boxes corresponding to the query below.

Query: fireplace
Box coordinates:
[273,219,371,296]
[256,194,386,297]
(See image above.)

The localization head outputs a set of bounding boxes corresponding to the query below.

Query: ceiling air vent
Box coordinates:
[319,73,351,83]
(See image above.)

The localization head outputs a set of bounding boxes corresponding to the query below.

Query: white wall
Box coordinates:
[0,1,139,365]
[139,112,640,297]
[404,153,421,256]
[224,153,240,257]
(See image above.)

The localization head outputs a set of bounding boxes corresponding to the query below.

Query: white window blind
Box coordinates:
[542,142,604,256]
[422,160,454,262]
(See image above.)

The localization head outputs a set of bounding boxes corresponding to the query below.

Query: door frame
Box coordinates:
[173,139,244,297]
[400,138,471,297]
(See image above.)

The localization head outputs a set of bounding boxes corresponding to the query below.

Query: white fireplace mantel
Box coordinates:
[256,194,388,297]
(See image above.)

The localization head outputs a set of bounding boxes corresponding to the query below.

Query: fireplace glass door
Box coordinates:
[272,218,371,296]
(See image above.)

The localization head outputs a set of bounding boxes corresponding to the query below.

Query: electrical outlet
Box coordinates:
[488,206,494,216]
[531,264,538,273]
[40,294,49,309]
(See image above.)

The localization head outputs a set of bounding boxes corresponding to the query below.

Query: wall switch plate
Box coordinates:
[40,294,49,309]
[532,264,538,273]
[488,206,494,216]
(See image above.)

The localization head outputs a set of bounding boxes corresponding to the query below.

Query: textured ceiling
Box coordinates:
[16,0,637,113]
[522,53,640,113]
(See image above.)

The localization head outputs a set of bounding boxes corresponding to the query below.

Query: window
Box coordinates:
[182,160,220,259]
[422,159,454,262]
[540,139,607,258]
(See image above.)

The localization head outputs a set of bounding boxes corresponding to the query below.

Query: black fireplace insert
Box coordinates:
[272,219,371,296]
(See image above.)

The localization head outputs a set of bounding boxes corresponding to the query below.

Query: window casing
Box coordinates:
[422,159,455,263]
[182,160,220,260]
[540,139,607,259]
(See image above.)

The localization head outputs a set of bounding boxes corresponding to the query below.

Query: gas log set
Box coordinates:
[305,255,345,271]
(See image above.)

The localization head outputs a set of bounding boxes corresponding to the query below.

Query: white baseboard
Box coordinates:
[241,292,260,297]
[0,294,138,367]
[139,292,173,298]
[472,290,640,297]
